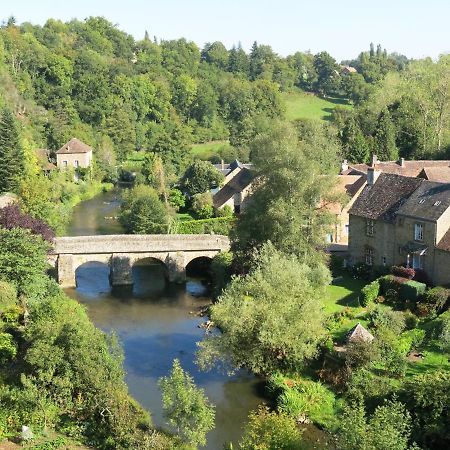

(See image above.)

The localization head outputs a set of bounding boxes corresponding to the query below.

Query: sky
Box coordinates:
[2,0,450,61]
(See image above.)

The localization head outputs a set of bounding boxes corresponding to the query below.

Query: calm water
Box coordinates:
[64,188,266,449]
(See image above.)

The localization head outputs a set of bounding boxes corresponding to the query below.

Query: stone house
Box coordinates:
[325,174,367,248]
[213,167,254,214]
[56,138,93,170]
[348,169,450,286]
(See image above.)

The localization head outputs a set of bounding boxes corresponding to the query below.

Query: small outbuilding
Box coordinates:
[346,323,375,343]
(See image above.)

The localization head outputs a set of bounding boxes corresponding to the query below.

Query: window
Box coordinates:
[382,256,387,266]
[74,160,79,168]
[434,201,441,206]
[414,223,424,241]
[63,160,68,167]
[345,224,349,236]
[326,233,333,243]
[365,247,374,266]
[366,219,374,236]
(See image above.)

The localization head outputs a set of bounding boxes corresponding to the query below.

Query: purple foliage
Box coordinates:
[391,265,415,280]
[0,204,55,242]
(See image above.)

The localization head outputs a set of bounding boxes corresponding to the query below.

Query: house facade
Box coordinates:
[213,167,254,214]
[56,138,93,169]
[348,170,450,286]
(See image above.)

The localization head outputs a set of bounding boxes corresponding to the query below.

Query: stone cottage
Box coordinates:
[56,138,93,170]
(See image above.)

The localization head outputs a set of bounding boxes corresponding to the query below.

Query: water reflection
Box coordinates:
[66,264,265,449]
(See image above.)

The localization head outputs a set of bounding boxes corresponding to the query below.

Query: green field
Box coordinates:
[282,91,352,121]
[191,140,231,160]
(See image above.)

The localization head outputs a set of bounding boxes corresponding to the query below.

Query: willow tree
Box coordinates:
[232,121,341,268]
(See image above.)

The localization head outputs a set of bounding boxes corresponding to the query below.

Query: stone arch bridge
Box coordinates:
[49,234,230,288]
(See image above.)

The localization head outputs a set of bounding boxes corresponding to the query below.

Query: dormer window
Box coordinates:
[434,201,441,206]
[419,198,426,204]
[414,223,424,241]
[366,219,374,237]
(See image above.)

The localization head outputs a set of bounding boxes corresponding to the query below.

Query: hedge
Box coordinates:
[360,280,380,307]
[399,280,427,302]
[379,275,408,295]
[175,217,235,235]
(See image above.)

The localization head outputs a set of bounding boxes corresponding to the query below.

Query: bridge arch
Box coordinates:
[75,260,111,294]
[185,256,213,278]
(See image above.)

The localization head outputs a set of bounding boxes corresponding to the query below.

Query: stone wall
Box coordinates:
[56,150,92,169]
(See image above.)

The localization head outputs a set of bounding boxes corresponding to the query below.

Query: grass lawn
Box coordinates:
[191,140,231,160]
[282,90,352,121]
[324,275,366,314]
[176,212,195,222]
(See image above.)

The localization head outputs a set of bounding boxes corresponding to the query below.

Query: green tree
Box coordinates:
[0,108,24,193]
[158,359,215,447]
[0,227,49,294]
[233,121,340,265]
[119,185,171,234]
[201,41,229,70]
[181,160,224,196]
[191,192,214,219]
[313,51,340,95]
[197,243,330,375]
[341,116,371,163]
[338,398,418,450]
[374,108,398,161]
[237,406,303,450]
[228,43,249,75]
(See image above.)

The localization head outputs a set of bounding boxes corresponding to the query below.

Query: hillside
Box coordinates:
[282,90,352,121]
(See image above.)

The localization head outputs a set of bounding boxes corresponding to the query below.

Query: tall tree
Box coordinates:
[159,359,215,447]
[0,108,24,194]
[233,121,340,265]
[374,108,398,161]
[197,243,330,375]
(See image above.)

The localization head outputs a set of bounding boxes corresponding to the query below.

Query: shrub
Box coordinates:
[176,217,234,235]
[360,280,380,307]
[352,262,372,280]
[215,205,233,218]
[168,188,185,211]
[397,329,426,354]
[191,192,214,219]
[403,310,418,330]
[330,254,345,277]
[369,306,406,335]
[420,287,449,314]
[399,280,426,302]
[0,280,17,312]
[379,275,408,296]
[0,332,17,364]
[238,406,304,450]
[391,265,415,279]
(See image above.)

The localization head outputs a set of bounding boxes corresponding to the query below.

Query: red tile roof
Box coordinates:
[56,138,93,154]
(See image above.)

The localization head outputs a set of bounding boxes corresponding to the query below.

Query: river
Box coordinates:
[64,187,266,449]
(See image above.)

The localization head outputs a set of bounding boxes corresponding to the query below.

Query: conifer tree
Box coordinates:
[374,108,399,161]
[0,108,24,194]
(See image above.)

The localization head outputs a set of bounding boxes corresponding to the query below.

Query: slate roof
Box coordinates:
[397,181,450,221]
[342,160,450,178]
[349,173,423,223]
[56,138,93,154]
[418,167,450,183]
[213,167,254,208]
[346,323,374,343]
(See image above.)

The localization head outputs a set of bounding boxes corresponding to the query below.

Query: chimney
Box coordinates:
[371,154,378,167]
[367,167,380,186]
[221,159,225,171]
[400,157,405,167]
[341,159,349,173]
